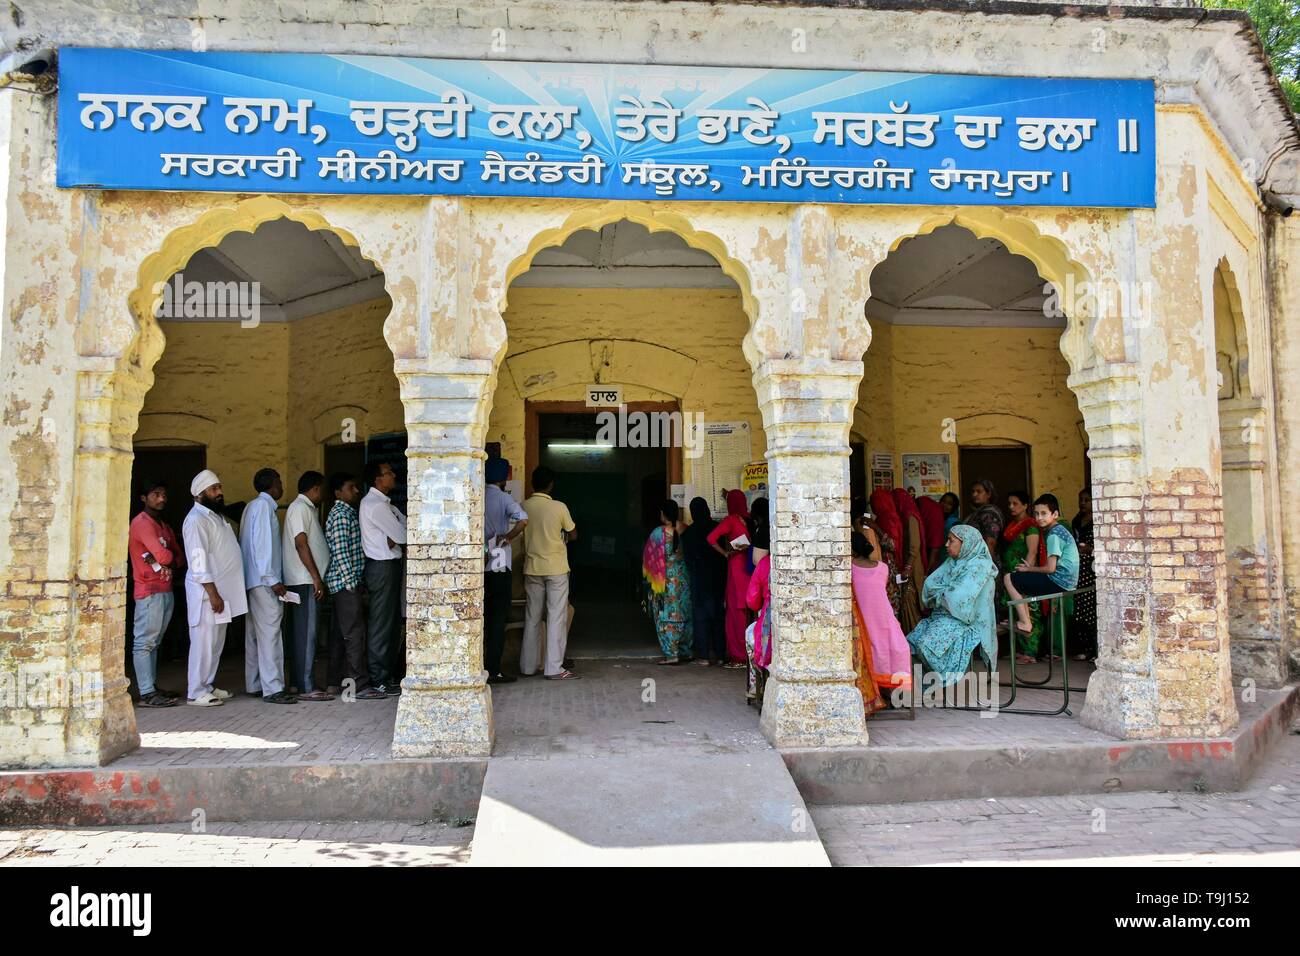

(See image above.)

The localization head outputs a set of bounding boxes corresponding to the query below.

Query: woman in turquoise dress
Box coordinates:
[906,524,998,687]
[643,499,694,664]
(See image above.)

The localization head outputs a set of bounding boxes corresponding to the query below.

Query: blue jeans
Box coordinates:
[287,583,320,693]
[132,591,174,696]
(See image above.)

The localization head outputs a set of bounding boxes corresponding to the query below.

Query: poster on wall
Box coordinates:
[689,421,752,517]
[741,461,768,507]
[901,453,951,499]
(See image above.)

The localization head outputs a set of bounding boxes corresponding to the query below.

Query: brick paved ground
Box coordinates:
[117,655,1283,765]
[0,821,473,866]
[811,733,1300,866]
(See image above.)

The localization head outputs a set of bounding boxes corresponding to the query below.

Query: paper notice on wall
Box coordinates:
[505,479,523,502]
[670,484,690,509]
[901,453,952,499]
[690,421,752,517]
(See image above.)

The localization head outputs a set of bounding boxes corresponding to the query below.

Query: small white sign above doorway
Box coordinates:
[585,385,623,407]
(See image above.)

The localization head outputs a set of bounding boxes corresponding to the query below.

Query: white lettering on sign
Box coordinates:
[585,385,622,407]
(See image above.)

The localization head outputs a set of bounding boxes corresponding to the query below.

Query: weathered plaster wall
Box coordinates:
[854,321,1085,503]
[136,296,399,491]
[1270,215,1300,680]
[489,286,763,491]
[286,296,401,470]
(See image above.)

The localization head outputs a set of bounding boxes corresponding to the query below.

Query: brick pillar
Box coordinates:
[390,359,494,757]
[1075,363,1238,739]
[754,357,869,749]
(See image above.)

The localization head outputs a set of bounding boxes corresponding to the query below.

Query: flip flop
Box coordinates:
[297,690,335,701]
[656,657,680,666]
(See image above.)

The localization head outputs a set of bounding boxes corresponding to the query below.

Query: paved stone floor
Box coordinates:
[0,821,473,866]
[812,733,1300,866]
[120,655,1099,767]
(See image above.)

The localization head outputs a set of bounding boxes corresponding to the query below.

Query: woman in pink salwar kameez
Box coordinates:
[707,489,753,668]
[851,531,913,694]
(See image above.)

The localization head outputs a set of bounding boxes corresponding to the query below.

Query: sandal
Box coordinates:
[656,657,680,666]
[544,669,581,680]
[1015,654,1036,665]
[297,690,335,701]
[138,691,180,708]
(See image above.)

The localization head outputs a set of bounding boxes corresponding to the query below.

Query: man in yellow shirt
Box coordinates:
[521,466,580,680]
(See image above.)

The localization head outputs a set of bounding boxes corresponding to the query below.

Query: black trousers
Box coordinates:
[328,586,370,691]
[483,571,512,676]
[364,558,401,688]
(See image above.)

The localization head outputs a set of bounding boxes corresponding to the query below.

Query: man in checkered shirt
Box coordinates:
[325,472,386,699]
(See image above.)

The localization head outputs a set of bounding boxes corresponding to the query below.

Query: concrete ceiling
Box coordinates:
[171,216,1058,329]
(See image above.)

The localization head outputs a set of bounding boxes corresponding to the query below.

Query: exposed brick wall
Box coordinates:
[1092,469,1236,737]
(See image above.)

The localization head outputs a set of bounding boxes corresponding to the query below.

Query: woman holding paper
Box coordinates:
[707,489,753,668]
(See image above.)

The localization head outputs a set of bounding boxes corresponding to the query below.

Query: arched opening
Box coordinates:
[1213,258,1283,681]
[123,215,402,748]
[854,222,1096,716]
[485,219,764,669]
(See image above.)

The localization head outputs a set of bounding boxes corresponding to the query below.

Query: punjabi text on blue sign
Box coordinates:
[56,49,1155,208]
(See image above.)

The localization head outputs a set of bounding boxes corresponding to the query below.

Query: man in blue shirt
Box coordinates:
[1004,492,1080,647]
[483,456,528,685]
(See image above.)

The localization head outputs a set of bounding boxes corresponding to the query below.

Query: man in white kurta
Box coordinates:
[183,471,247,706]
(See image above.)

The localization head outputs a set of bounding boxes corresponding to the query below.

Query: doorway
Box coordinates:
[527,401,682,657]
[958,444,1033,511]
[128,445,207,687]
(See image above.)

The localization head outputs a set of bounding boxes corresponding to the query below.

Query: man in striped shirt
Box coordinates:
[325,472,385,700]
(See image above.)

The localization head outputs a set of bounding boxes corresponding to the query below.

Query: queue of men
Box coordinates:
[127,462,407,707]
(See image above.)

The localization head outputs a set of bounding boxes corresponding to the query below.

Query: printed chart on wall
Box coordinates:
[871,452,895,493]
[690,421,752,517]
[901,453,951,499]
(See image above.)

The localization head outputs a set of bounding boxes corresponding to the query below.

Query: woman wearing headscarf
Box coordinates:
[963,478,1004,568]
[892,487,929,632]
[869,488,904,619]
[1000,490,1042,663]
[642,499,693,665]
[707,489,754,668]
[906,524,998,686]
[916,495,948,572]
[682,496,727,665]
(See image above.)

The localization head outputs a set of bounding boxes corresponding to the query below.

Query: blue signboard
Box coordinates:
[57,48,1155,207]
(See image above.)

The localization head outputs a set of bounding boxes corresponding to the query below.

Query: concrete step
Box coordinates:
[469,750,828,866]
[785,684,1300,806]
